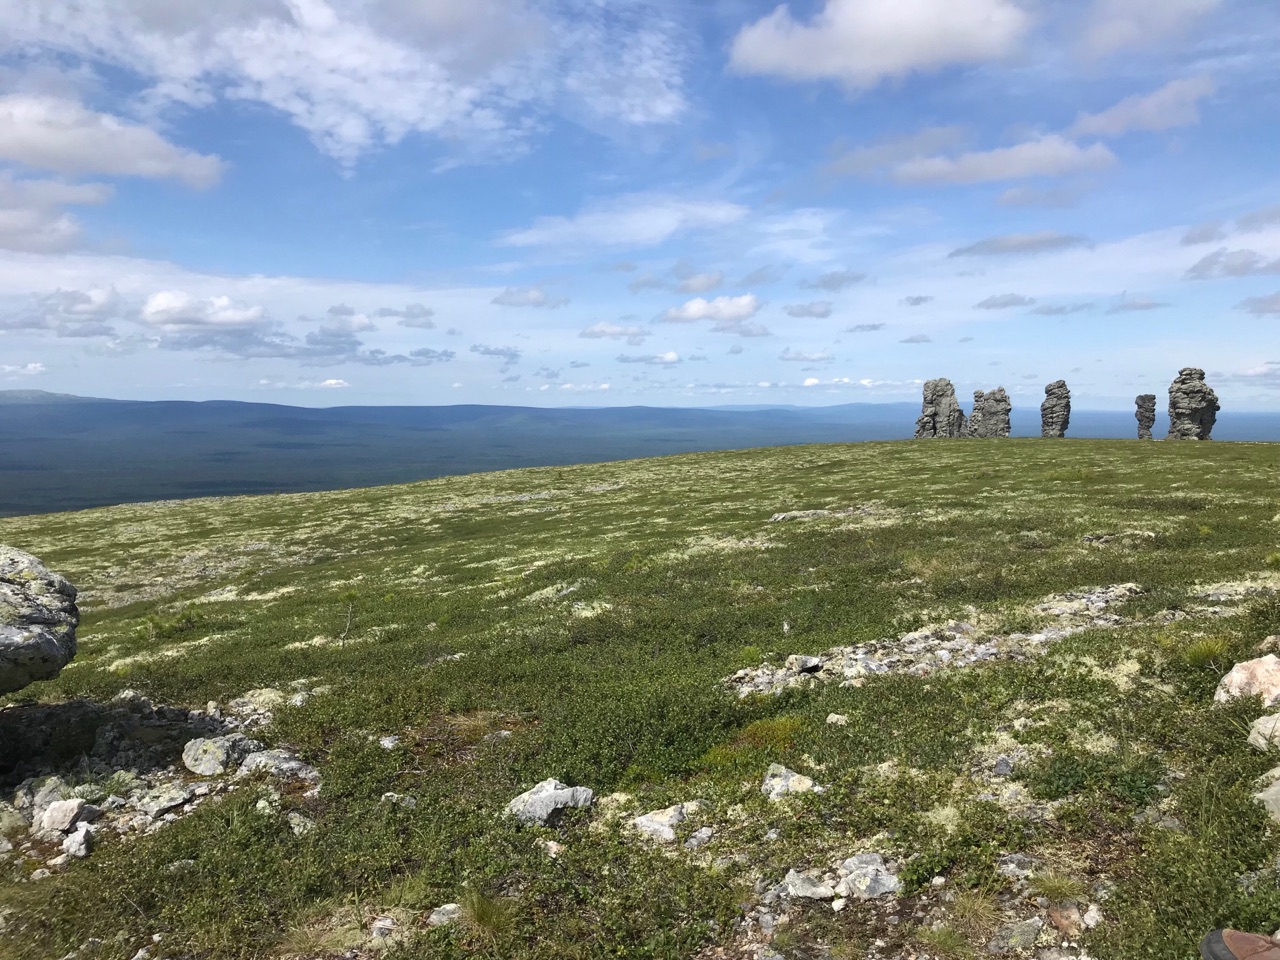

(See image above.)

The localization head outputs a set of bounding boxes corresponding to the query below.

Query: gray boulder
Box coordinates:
[236,749,321,783]
[835,853,902,899]
[914,378,967,438]
[504,778,593,826]
[1136,394,1157,440]
[182,734,264,776]
[968,388,1012,438]
[1040,380,1071,438]
[1167,368,1220,440]
[0,546,79,695]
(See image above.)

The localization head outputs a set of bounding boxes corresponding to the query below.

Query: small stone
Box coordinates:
[286,812,316,836]
[684,826,714,850]
[61,824,93,858]
[632,801,701,843]
[504,778,593,826]
[993,755,1015,777]
[997,853,1035,880]
[831,897,847,912]
[761,764,815,802]
[135,785,193,819]
[1217,656,1280,707]
[535,838,564,858]
[826,713,849,726]
[987,917,1044,954]
[783,869,836,901]
[1082,904,1103,929]
[30,868,50,880]
[1251,715,1280,751]
[1048,904,1082,936]
[378,736,401,750]
[426,903,460,927]
[834,853,901,900]
[379,792,417,809]
[786,655,823,674]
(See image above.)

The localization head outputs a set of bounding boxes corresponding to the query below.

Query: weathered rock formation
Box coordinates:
[1040,380,1071,438]
[1136,394,1156,439]
[1,547,79,695]
[967,388,1012,438]
[1167,367,1220,440]
[914,378,967,438]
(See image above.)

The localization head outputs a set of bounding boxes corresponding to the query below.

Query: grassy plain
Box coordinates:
[2,438,1280,959]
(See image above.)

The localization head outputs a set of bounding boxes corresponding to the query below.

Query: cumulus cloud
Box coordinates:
[677,271,723,294]
[318,378,349,388]
[1186,248,1280,280]
[824,126,966,178]
[710,318,771,337]
[1107,295,1167,313]
[1,362,46,376]
[376,303,435,327]
[801,269,866,291]
[780,348,831,362]
[975,293,1036,309]
[140,290,267,332]
[1069,77,1215,138]
[3,0,690,167]
[660,294,761,324]
[0,95,223,187]
[1182,221,1226,245]
[628,273,666,294]
[949,232,1090,257]
[0,172,113,252]
[901,295,934,306]
[900,333,932,343]
[847,323,885,332]
[894,136,1116,185]
[469,343,522,364]
[500,194,747,249]
[1239,205,1280,233]
[1032,303,1094,315]
[579,321,650,345]
[3,286,123,336]
[729,0,1028,89]
[1237,293,1280,316]
[785,301,833,318]
[617,351,680,365]
[491,286,568,308]
[1081,0,1223,57]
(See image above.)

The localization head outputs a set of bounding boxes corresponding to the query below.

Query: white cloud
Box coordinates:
[1082,0,1223,57]
[0,173,112,253]
[1186,248,1280,279]
[1237,293,1280,316]
[803,377,821,386]
[801,269,866,291]
[824,126,966,178]
[140,290,267,331]
[1106,294,1167,313]
[319,378,349,388]
[729,0,1029,89]
[900,333,932,343]
[0,96,224,187]
[974,293,1036,309]
[893,135,1116,184]
[1,361,46,376]
[499,195,747,249]
[579,321,649,345]
[1239,205,1280,233]
[785,301,833,318]
[780,348,831,362]
[2,0,689,167]
[678,271,723,294]
[491,286,569,308]
[659,294,761,324]
[617,351,680,365]
[1069,77,1215,138]
[950,232,1090,257]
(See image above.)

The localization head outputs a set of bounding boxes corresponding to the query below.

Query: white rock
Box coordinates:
[504,778,593,826]
[37,799,86,834]
[286,812,316,836]
[786,655,823,674]
[236,750,321,783]
[826,713,849,726]
[1082,904,1103,929]
[835,854,901,900]
[427,903,461,927]
[135,785,194,818]
[831,897,847,912]
[535,838,565,858]
[631,801,702,843]
[783,869,836,900]
[761,764,815,802]
[1250,715,1280,751]
[61,823,93,858]
[1216,655,1280,707]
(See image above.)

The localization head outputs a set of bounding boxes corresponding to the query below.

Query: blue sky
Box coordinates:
[0,0,1278,411]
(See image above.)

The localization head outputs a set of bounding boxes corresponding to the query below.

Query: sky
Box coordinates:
[0,0,1278,411]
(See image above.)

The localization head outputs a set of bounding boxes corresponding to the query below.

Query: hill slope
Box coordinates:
[2,438,1280,959]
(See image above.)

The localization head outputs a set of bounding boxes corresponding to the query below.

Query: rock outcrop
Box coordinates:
[1,547,79,695]
[1040,380,1071,438]
[1136,394,1156,440]
[967,388,1012,438]
[914,378,967,438]
[1167,368,1220,440]
[505,778,593,825]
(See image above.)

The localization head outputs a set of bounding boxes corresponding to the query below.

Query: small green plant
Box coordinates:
[461,887,515,944]
[1030,871,1088,903]
[915,924,974,959]
[947,886,1002,939]
[1183,637,1229,671]
[1265,552,1280,569]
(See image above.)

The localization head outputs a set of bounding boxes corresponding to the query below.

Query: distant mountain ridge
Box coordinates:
[1,391,1277,517]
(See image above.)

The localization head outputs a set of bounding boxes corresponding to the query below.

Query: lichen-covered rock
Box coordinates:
[1216,655,1280,707]
[1136,394,1157,440]
[236,749,321,783]
[967,388,1012,438]
[987,917,1044,954]
[631,801,702,843]
[835,853,901,899]
[182,734,263,776]
[914,378,967,438]
[782,869,836,900]
[0,546,79,695]
[1040,380,1071,438]
[761,764,815,801]
[504,778,593,825]
[1167,368,1220,440]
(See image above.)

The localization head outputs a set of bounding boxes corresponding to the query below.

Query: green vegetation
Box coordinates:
[2,438,1280,959]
